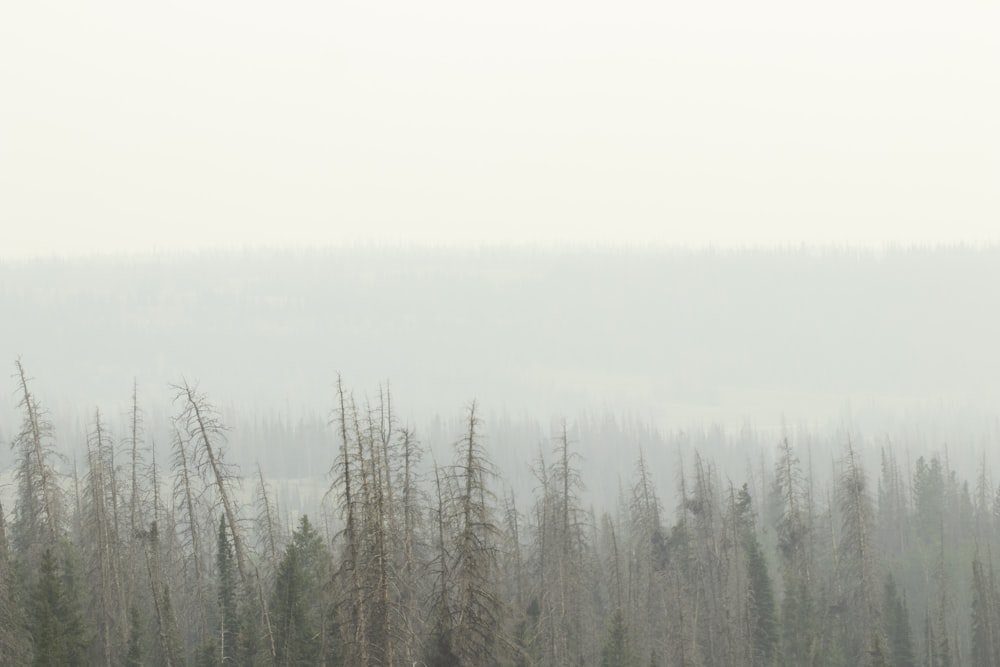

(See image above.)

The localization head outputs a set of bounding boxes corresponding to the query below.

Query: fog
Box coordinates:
[3,2,1000,662]
[4,246,998,415]
[3,246,999,477]
[3,1,998,256]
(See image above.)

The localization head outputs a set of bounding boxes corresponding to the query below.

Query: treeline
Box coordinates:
[6,246,1000,428]
[2,362,1000,666]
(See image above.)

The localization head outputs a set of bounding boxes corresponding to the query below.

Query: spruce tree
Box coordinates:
[882,574,916,667]
[271,515,334,666]
[737,484,777,664]
[971,556,999,667]
[600,608,636,667]
[0,500,30,663]
[29,548,87,666]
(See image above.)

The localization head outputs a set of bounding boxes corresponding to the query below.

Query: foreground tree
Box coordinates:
[882,573,916,667]
[173,381,248,585]
[11,360,63,561]
[29,547,88,666]
[599,607,637,667]
[735,484,777,665]
[271,515,336,665]
[450,402,507,666]
[971,555,1000,667]
[0,500,31,663]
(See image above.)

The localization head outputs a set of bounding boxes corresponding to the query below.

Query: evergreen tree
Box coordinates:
[271,515,335,666]
[737,484,778,665]
[215,515,238,665]
[599,608,636,667]
[882,574,916,667]
[773,437,816,665]
[0,500,31,664]
[971,556,1000,667]
[29,548,87,666]
[839,440,880,664]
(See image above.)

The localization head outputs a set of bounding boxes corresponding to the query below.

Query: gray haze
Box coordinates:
[4,246,1000,514]
[2,1,998,256]
[4,247,999,429]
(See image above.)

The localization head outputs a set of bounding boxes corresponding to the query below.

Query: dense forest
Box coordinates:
[3,360,1000,666]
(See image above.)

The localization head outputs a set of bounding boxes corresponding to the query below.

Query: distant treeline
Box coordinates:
[3,363,1000,665]
[3,246,999,430]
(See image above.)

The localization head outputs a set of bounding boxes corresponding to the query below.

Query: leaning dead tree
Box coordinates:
[172,380,248,585]
[11,359,63,557]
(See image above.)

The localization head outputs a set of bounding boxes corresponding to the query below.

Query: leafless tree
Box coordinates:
[11,359,63,558]
[172,380,249,586]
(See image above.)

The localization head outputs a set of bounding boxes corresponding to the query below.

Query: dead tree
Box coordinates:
[172,380,248,585]
[11,359,62,555]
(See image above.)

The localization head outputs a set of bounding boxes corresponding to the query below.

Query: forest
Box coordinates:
[2,359,1000,666]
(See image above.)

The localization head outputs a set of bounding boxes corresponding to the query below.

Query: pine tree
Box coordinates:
[773,436,816,665]
[599,608,636,667]
[839,439,880,664]
[0,500,31,663]
[29,547,88,666]
[971,556,1000,667]
[271,515,335,666]
[736,485,777,665]
[882,573,916,667]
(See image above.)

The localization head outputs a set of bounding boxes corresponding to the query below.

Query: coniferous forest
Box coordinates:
[4,358,1000,666]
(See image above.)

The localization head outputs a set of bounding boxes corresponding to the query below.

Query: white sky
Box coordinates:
[1,1,997,258]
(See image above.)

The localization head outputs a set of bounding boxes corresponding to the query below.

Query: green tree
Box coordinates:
[773,437,816,665]
[600,608,636,667]
[271,515,336,666]
[838,441,880,665]
[971,556,1000,667]
[736,484,777,665]
[913,457,944,548]
[882,574,915,667]
[0,500,30,663]
[29,548,87,666]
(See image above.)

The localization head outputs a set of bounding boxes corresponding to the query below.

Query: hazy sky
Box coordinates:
[2,1,997,258]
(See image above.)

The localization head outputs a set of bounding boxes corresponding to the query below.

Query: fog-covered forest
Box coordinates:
[3,360,1000,666]
[3,248,1000,666]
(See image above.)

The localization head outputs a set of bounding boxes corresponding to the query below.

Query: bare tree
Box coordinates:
[170,423,209,649]
[11,360,63,557]
[450,401,507,666]
[83,408,129,666]
[329,376,370,665]
[172,380,248,589]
